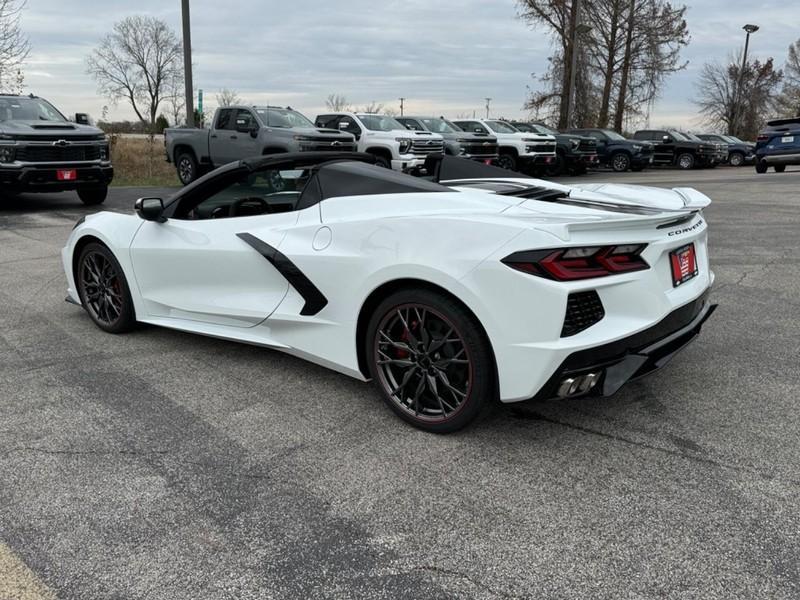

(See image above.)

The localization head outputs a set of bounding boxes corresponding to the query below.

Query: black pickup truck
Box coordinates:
[510,122,598,175]
[565,128,653,172]
[0,94,112,204]
[697,133,755,166]
[632,129,718,170]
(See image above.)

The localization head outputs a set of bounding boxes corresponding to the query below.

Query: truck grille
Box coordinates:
[577,139,597,153]
[411,139,444,156]
[463,141,499,157]
[16,145,102,162]
[527,142,556,153]
[562,291,605,337]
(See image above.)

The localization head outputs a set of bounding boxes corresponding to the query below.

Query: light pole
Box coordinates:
[732,24,759,136]
[485,97,492,118]
[399,97,406,116]
[181,0,195,127]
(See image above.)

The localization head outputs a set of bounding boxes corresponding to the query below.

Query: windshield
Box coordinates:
[358,114,405,132]
[486,120,519,134]
[0,96,67,122]
[723,135,743,144]
[419,117,458,134]
[668,130,690,141]
[685,133,703,142]
[531,123,559,135]
[601,129,626,141]
[255,108,314,128]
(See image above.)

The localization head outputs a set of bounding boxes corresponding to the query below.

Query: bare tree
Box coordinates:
[0,0,29,93]
[164,71,186,126]
[694,52,782,139]
[359,100,384,113]
[216,88,242,107]
[325,93,351,111]
[777,39,800,117]
[87,16,183,130]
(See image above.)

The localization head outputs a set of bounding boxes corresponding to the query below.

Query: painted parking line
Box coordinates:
[0,543,56,600]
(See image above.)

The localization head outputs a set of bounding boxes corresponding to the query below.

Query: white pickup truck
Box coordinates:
[314,112,444,172]
[452,118,556,173]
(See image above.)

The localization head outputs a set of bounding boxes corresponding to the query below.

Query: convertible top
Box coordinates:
[316,161,449,199]
[425,154,535,183]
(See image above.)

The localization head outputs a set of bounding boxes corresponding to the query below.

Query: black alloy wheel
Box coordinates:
[497,153,518,171]
[366,289,495,433]
[176,151,198,185]
[77,243,136,333]
[611,152,630,172]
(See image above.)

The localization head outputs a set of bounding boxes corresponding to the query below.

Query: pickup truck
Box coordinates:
[754,117,800,173]
[165,106,357,185]
[510,121,597,175]
[632,129,718,169]
[565,128,653,172]
[697,133,755,166]
[395,116,499,163]
[0,93,112,205]
[314,112,444,172]
[452,118,556,174]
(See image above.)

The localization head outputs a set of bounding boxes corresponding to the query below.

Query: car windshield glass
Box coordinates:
[724,135,742,143]
[0,96,66,122]
[685,133,703,142]
[512,123,535,132]
[668,130,690,141]
[601,129,626,141]
[420,118,457,133]
[486,120,518,134]
[358,114,405,132]
[255,108,314,128]
[532,123,558,135]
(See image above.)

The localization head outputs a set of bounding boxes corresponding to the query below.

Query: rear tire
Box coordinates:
[78,186,107,206]
[728,152,744,167]
[774,164,786,173]
[365,288,496,433]
[176,151,199,185]
[611,152,630,172]
[755,160,768,174]
[76,243,136,334]
[677,153,695,170]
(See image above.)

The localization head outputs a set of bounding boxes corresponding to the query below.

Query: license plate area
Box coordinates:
[670,243,698,287]
[57,169,77,181]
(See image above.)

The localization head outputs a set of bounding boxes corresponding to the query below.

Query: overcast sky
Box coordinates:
[19,0,800,129]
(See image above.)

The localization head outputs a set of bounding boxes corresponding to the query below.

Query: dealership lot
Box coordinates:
[1,168,799,599]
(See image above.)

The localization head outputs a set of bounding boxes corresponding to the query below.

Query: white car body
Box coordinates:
[63,154,715,419]
[453,118,557,169]
[314,112,444,171]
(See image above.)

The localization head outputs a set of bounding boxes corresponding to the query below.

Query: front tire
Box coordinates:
[545,152,565,177]
[774,164,786,173]
[729,152,744,167]
[677,153,695,170]
[365,288,496,433]
[497,151,518,171]
[78,186,108,206]
[611,151,630,172]
[176,151,199,185]
[76,243,136,334]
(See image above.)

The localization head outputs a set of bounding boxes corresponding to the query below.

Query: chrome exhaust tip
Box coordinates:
[557,372,601,398]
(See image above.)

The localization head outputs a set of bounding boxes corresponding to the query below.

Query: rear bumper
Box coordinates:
[759,152,800,164]
[530,290,716,401]
[0,164,113,192]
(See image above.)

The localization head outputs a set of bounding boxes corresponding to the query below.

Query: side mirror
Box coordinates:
[135,197,165,222]
[662,135,671,143]
[75,113,91,125]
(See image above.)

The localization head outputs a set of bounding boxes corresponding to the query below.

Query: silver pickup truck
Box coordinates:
[0,94,112,205]
[165,106,357,185]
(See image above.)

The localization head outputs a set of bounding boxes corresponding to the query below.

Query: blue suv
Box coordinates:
[755,117,800,173]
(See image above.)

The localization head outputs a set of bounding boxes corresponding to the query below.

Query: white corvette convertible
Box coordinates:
[63,153,716,432]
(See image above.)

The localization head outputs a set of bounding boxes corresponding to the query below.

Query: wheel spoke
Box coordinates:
[389,365,418,399]
[427,327,455,354]
[396,309,419,348]
[378,330,413,353]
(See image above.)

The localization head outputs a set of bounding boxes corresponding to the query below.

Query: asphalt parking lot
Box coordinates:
[1,166,799,600]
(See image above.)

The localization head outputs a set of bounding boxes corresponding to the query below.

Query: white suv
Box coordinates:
[453,118,556,173]
[315,112,444,172]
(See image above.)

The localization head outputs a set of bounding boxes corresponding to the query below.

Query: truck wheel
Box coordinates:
[611,152,630,172]
[774,164,786,173]
[78,186,108,206]
[677,153,695,170]
[728,152,744,167]
[755,160,768,174]
[497,152,518,171]
[176,151,199,185]
[373,155,391,169]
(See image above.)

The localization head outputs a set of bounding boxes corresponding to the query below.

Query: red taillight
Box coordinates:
[502,245,649,281]
[757,134,769,142]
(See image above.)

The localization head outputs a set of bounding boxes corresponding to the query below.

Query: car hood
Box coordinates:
[0,120,104,137]
[292,127,356,139]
